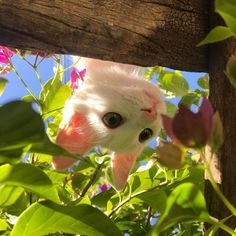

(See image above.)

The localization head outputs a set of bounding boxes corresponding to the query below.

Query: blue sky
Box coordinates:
[0,54,204,104]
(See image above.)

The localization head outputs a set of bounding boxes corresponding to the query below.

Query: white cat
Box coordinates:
[53,57,166,191]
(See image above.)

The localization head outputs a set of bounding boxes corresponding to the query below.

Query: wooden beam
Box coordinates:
[0,0,209,72]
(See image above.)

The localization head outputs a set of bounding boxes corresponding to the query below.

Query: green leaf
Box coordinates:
[40,63,71,118]
[0,101,78,161]
[11,201,122,236]
[144,66,160,80]
[216,0,236,36]
[129,166,159,194]
[0,101,45,149]
[116,221,145,235]
[0,163,60,204]
[179,92,200,109]
[137,189,167,213]
[225,55,236,88]
[0,78,8,96]
[165,101,178,117]
[137,147,155,162]
[0,185,24,207]
[5,191,28,216]
[197,74,209,89]
[197,26,233,46]
[158,71,189,97]
[0,219,10,231]
[21,95,35,102]
[151,183,209,235]
[92,188,116,208]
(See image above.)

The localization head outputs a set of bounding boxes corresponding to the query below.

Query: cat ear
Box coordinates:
[111,148,141,191]
[53,112,93,169]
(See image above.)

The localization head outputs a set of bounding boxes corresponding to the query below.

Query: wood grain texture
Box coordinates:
[205,3,236,234]
[206,39,236,236]
[0,0,209,71]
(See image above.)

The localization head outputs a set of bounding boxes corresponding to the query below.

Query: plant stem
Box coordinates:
[10,61,40,105]
[145,206,152,229]
[80,162,104,197]
[108,181,168,218]
[42,106,64,118]
[22,56,44,88]
[208,216,236,235]
[33,54,39,68]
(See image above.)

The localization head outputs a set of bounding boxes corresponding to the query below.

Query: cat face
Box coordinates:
[64,62,165,153]
[54,57,165,190]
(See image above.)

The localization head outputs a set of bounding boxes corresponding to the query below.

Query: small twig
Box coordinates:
[108,181,168,218]
[145,206,152,229]
[42,106,64,118]
[36,56,47,68]
[33,54,39,68]
[208,216,236,235]
[80,162,104,197]
[9,60,41,105]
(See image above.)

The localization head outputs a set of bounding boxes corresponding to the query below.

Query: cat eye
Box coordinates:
[139,128,153,142]
[102,112,123,129]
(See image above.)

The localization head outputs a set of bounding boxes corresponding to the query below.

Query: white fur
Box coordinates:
[62,56,166,152]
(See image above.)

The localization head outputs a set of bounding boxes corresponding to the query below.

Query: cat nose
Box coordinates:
[141,90,158,120]
[141,103,157,120]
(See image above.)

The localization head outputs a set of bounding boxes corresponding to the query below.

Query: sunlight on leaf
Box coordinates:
[216,0,236,36]
[11,201,122,236]
[0,77,8,96]
[151,183,209,235]
[197,74,209,90]
[0,185,24,207]
[0,163,60,203]
[197,26,233,46]
[158,71,189,97]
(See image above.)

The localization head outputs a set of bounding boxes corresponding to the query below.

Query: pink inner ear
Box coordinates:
[53,112,93,169]
[112,148,141,191]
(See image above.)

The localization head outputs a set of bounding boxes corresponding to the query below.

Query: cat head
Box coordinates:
[64,57,166,153]
[54,57,166,190]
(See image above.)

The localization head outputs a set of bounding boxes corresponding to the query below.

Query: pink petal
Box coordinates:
[0,55,9,64]
[172,105,208,148]
[99,184,109,191]
[70,82,78,90]
[198,97,214,139]
[70,68,79,82]
[0,47,14,64]
[79,68,86,78]
[2,47,14,58]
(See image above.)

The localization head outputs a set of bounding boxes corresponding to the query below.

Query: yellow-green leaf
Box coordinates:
[197,26,233,47]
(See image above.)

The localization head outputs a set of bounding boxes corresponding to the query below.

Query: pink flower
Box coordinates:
[70,68,86,90]
[0,46,14,64]
[99,184,109,191]
[162,97,213,149]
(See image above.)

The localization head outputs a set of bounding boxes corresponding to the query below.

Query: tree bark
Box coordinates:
[0,0,209,72]
[206,2,236,234]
